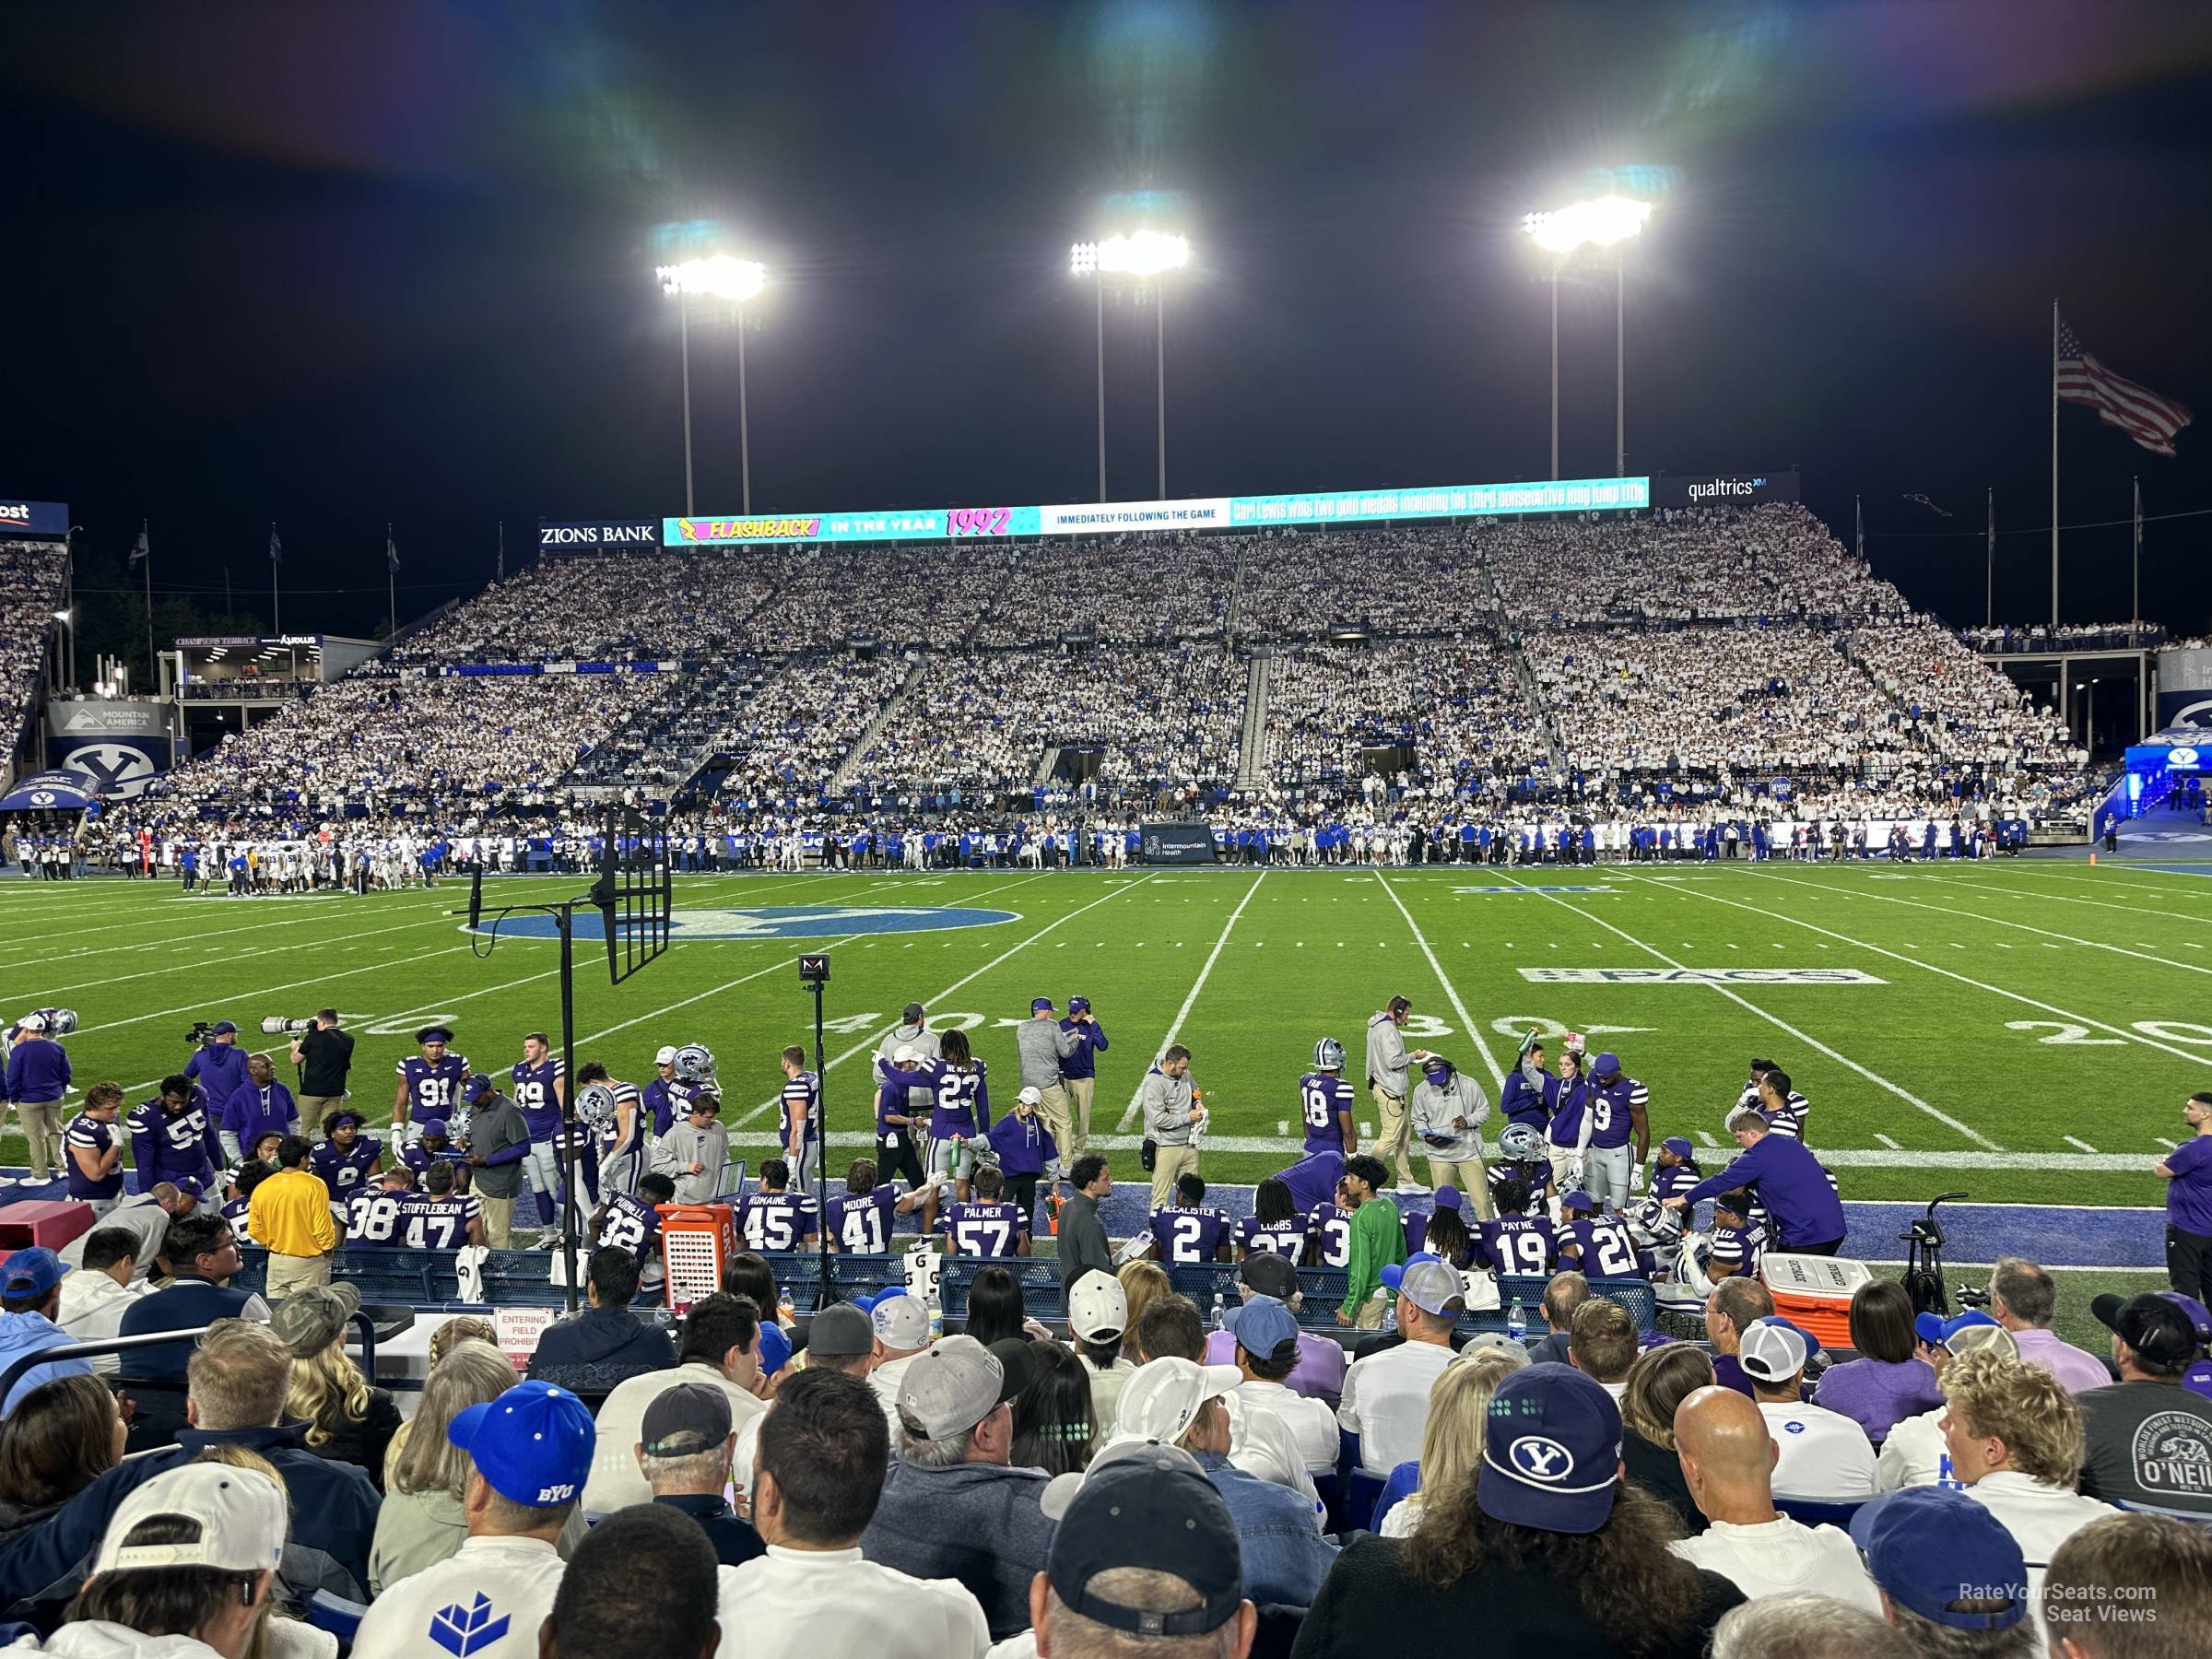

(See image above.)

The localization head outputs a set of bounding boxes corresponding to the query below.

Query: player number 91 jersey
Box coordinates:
[397,1053,470,1117]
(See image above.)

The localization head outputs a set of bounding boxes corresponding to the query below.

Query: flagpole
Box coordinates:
[2050,300,2060,627]
[270,522,281,633]
[142,519,154,694]
[2132,475,2141,641]
[1853,495,1863,562]
[1985,488,1994,627]
[497,521,505,582]
[387,523,396,641]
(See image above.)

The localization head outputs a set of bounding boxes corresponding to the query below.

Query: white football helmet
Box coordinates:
[1624,1196,1682,1250]
[42,1008,77,1036]
[1496,1124,1545,1164]
[575,1082,618,1127]
[1660,1233,1718,1310]
[673,1043,715,1084]
[1313,1037,1347,1072]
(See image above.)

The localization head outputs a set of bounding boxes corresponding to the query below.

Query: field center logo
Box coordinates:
[477,904,1018,942]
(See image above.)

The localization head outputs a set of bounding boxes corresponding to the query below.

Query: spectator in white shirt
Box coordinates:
[1669,1383,1883,1609]
[1937,1348,2116,1643]
[1222,1294,1337,1471]
[1338,1257,1464,1475]
[1567,1298,1637,1402]
[353,1379,594,1659]
[1877,1315,2019,1491]
[1379,1343,1528,1538]
[1126,1293,1317,1500]
[724,1364,989,1658]
[540,1500,721,1659]
[582,1291,768,1513]
[1738,1318,1877,1500]
[732,1300,873,1508]
[52,1228,147,1375]
[1983,1257,2113,1394]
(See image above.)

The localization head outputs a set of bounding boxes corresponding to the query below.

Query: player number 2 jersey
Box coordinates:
[1150,1206,1230,1265]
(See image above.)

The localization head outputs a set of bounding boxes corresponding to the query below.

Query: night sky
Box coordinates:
[7,0,2211,645]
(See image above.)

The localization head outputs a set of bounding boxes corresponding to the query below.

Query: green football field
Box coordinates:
[6,857,2207,1220]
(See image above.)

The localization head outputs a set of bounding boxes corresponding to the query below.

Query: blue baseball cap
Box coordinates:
[174,1177,204,1200]
[1068,996,1090,1014]
[1914,1308,1998,1348]
[210,1020,239,1036]
[0,1248,68,1300]
[757,1322,793,1379]
[1660,1136,1694,1159]
[1559,1190,1596,1214]
[1850,1488,2027,1630]
[1592,1053,1620,1078]
[461,1074,495,1103]
[1477,1363,1623,1535]
[418,1118,449,1137]
[448,1380,595,1508]
[1031,997,1055,1012]
[1223,1294,1300,1362]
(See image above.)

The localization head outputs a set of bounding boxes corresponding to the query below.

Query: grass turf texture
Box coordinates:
[5,859,2208,1226]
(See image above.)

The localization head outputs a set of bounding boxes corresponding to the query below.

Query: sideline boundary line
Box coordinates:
[1375,874,1509,1091]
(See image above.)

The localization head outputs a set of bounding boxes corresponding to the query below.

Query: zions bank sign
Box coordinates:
[1653,471,1801,509]
[536,519,659,550]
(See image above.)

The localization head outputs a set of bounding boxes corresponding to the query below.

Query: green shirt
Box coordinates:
[1341,1195,1407,1318]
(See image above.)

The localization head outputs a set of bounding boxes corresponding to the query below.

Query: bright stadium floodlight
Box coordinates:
[1070,231,1192,497]
[657,255,770,515]
[1523,194,1652,477]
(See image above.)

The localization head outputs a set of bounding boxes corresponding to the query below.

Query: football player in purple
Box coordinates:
[738,1158,820,1253]
[1147,1172,1232,1265]
[940,1164,1031,1258]
[126,1075,221,1194]
[1298,1038,1358,1157]
[877,1028,991,1208]
[824,1156,924,1254]
[393,1025,468,1138]
[510,1031,568,1227]
[593,1170,677,1278]
[310,1109,383,1205]
[1307,1174,1356,1270]
[1705,1188,1769,1280]
[1486,1123,1557,1217]
[1474,1176,1561,1277]
[1235,1176,1311,1261]
[1557,1189,1649,1280]
[403,1160,485,1250]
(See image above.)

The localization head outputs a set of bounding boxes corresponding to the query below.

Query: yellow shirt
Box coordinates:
[248,1166,337,1257]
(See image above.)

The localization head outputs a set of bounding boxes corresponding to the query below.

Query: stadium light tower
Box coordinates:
[1522,194,1652,478]
[658,255,768,515]
[1071,230,1191,499]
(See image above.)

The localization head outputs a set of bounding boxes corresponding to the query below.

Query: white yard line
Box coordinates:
[1374,873,1509,1091]
[1750,868,2212,979]
[0,892,457,971]
[1629,869,2212,1065]
[71,944,493,1037]
[1116,872,1269,1128]
[572,938,866,1049]
[2063,1135,2100,1154]
[1874,1133,1902,1149]
[1504,870,2001,1149]
[4,910,457,999]
[738,873,1162,1126]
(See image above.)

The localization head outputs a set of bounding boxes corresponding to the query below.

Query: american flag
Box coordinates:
[2057,315,2193,457]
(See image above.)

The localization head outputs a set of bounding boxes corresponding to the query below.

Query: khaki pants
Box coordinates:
[1035,1083,1076,1165]
[1065,1077,1095,1153]
[481,1193,517,1249]
[1428,1158,1495,1218]
[18,1101,61,1174]
[1149,1141,1198,1209]
[1353,1295,1388,1330]
[265,1252,331,1299]
[1548,1145,1582,1196]
[296,1095,347,1131]
[1371,1086,1415,1185]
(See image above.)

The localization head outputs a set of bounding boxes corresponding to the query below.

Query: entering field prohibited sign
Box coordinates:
[1517,968,1888,985]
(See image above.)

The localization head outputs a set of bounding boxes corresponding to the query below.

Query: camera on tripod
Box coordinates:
[185,1020,219,1046]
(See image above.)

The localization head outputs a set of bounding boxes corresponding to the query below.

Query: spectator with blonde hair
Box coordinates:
[1378,1343,1528,1537]
[270,1283,400,1488]
[1936,1347,2114,1640]
[370,1339,587,1593]
[1116,1258,1173,1358]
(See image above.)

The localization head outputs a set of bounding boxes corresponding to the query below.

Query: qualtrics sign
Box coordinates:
[1653,471,1801,508]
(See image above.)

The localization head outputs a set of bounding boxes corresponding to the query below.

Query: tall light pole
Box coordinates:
[1071,230,1191,500]
[1523,194,1652,477]
[658,255,768,515]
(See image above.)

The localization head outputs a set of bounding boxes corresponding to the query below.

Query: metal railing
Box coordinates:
[0,1309,382,1406]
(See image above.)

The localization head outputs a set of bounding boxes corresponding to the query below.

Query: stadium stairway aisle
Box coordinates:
[826,653,932,794]
[1506,639,1568,774]
[1234,653,1271,791]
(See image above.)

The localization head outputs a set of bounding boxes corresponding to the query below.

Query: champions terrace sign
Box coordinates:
[663,473,1649,547]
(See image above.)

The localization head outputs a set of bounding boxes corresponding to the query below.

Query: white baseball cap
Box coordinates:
[870,1292,932,1352]
[93,1464,287,1576]
[17,1013,45,1032]
[653,1045,678,1065]
[1067,1270,1127,1342]
[1114,1358,1241,1442]
[894,1045,921,1066]
[1738,1317,1811,1384]
[1017,1085,1043,1107]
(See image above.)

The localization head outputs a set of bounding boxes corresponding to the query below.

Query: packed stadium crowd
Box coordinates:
[1846,623,2083,771]
[0,994,2202,1657]
[0,541,67,750]
[1262,639,1547,791]
[1959,623,2166,653]
[976,533,1239,646]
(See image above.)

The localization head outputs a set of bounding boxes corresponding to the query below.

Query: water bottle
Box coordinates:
[1211,1292,1226,1331]
[1506,1298,1527,1346]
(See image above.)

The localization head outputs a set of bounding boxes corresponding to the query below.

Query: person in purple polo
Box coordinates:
[1663,1106,1845,1255]
[2156,1089,2212,1300]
